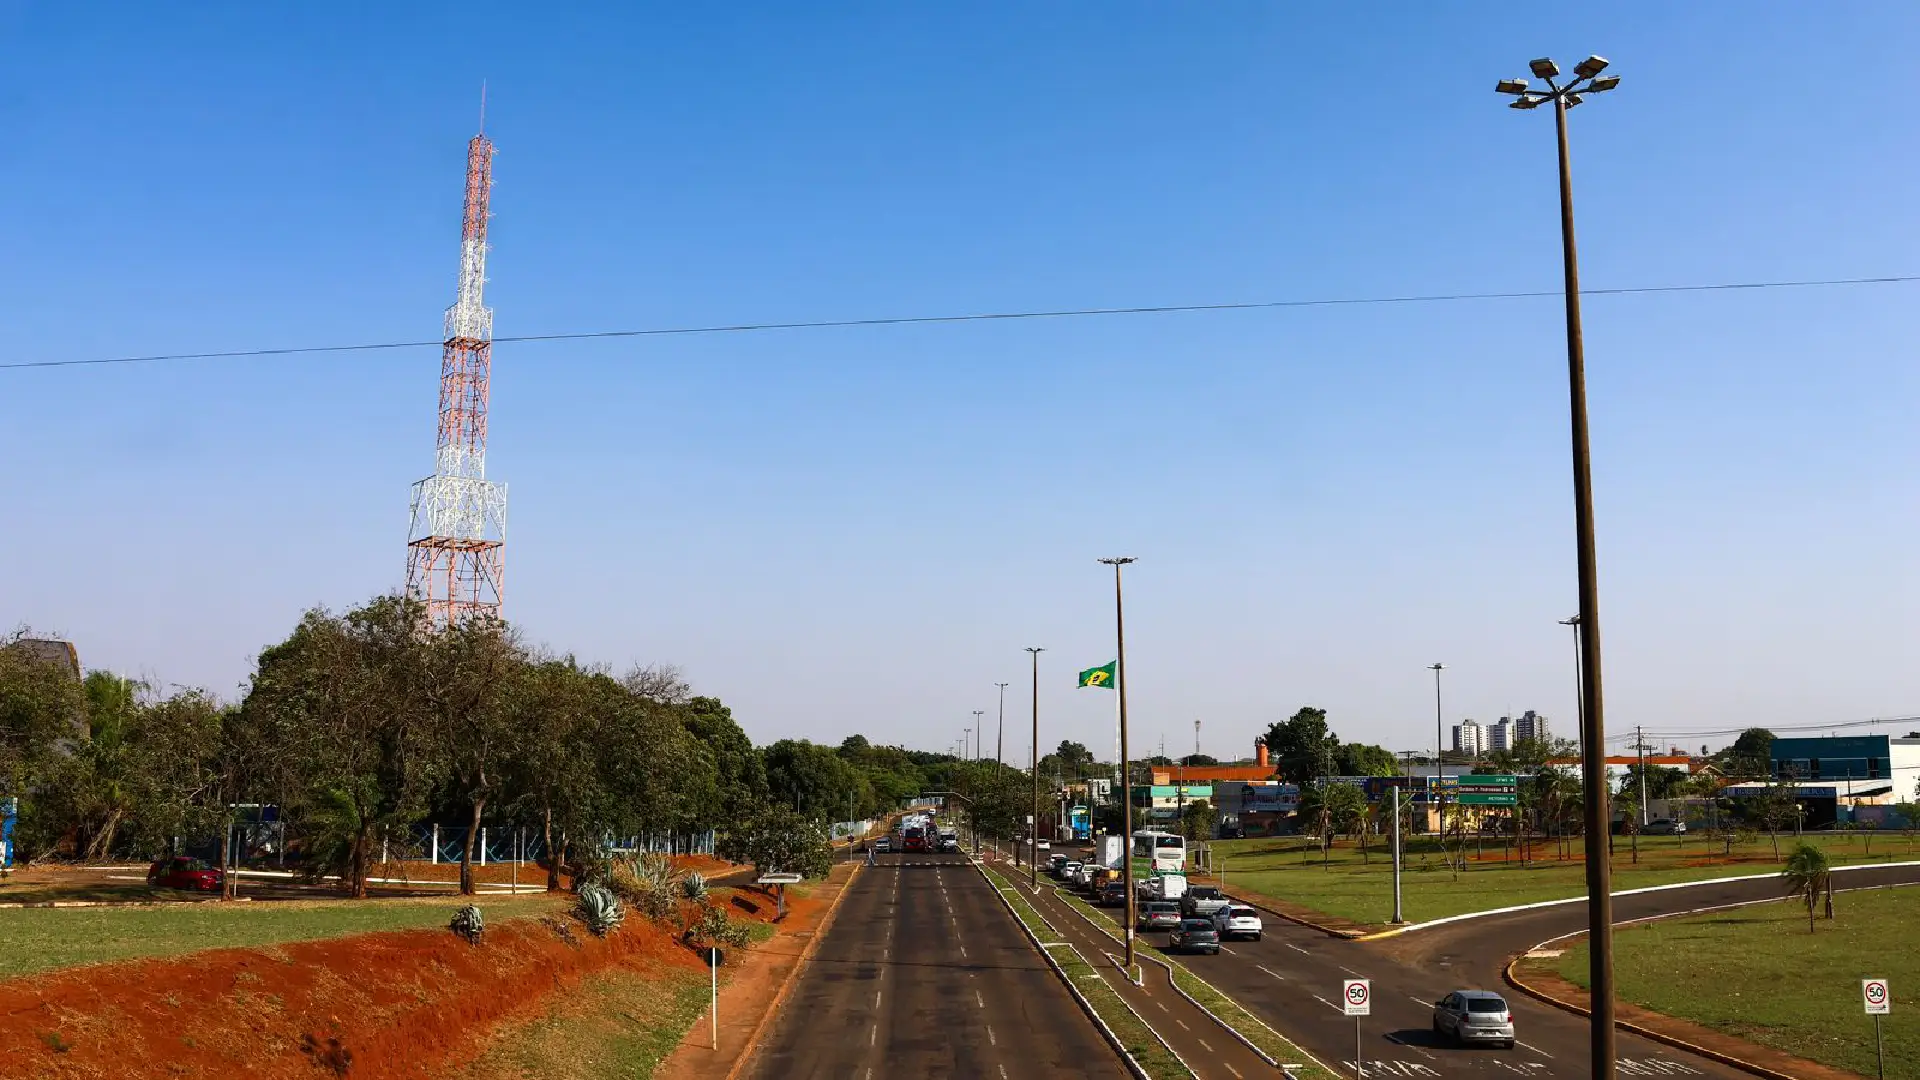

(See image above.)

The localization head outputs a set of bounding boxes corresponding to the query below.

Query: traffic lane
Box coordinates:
[747,856,892,1079]
[1057,875,1738,1078]
[940,861,1130,1079]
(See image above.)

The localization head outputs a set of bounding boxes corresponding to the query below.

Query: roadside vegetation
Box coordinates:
[1556,883,1919,1079]
[0,896,563,979]
[460,963,712,1080]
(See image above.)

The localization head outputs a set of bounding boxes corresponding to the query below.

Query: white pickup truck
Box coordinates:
[1138,872,1189,902]
[1180,885,1231,919]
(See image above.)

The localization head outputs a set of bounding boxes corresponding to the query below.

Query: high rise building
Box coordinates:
[1515,710,1550,745]
[1490,716,1513,753]
[1452,719,1487,756]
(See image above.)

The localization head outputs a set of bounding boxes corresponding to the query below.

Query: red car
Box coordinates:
[147,856,223,891]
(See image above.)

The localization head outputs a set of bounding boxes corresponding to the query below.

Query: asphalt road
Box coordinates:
[1044,845,1779,1079]
[745,850,1128,1080]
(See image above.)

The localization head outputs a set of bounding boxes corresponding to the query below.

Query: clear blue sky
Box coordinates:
[4,4,1915,763]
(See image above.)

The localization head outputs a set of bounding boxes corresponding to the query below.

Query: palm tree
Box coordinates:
[1780,843,1831,932]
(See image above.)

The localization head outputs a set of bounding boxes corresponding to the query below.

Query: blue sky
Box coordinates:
[3,4,1915,763]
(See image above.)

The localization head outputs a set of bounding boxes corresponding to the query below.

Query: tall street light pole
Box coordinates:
[1099,556,1139,972]
[970,712,985,854]
[1026,648,1044,887]
[995,682,1009,769]
[1429,663,1446,863]
[1559,614,1584,762]
[1498,54,1624,1080]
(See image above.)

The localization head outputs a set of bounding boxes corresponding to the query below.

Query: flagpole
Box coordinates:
[1100,556,1138,974]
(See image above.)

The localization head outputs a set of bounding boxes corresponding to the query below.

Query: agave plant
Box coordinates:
[680,871,708,902]
[449,904,485,945]
[575,882,626,936]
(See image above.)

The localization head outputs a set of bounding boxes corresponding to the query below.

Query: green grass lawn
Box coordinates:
[0,896,563,980]
[460,963,711,1080]
[1207,831,1917,927]
[1557,885,1920,1078]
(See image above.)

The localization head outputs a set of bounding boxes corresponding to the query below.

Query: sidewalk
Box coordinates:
[993,853,1280,1079]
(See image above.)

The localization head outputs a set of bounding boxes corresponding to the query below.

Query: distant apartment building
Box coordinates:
[1452,719,1486,756]
[1515,710,1550,744]
[1489,717,1512,753]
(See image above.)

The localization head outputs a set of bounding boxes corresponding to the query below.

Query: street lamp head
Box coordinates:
[1573,55,1609,79]
[1529,57,1559,79]
[1098,556,1138,566]
[1587,74,1621,93]
[1563,93,1584,109]
[1495,78,1529,95]
[1429,663,1445,672]
[1509,97,1541,110]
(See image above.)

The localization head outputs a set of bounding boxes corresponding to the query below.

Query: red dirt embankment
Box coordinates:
[1,911,703,1079]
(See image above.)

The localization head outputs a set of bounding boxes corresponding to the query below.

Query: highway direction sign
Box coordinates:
[1864,978,1891,1015]
[1455,775,1519,806]
[1343,978,1371,1016]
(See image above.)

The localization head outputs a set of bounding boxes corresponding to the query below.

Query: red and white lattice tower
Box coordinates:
[406,127,507,624]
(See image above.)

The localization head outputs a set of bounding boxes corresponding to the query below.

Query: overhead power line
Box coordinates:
[3,273,1915,374]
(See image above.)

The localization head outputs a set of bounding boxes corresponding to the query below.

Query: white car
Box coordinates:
[1212,903,1263,941]
[1035,839,1051,851]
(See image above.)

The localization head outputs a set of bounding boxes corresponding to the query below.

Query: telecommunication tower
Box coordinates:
[406,120,507,624]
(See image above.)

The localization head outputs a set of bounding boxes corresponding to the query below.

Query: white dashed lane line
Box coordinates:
[1258,964,1286,980]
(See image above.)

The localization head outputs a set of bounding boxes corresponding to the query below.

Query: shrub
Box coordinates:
[608,851,680,921]
[686,900,751,949]
[680,871,708,902]
[449,904,485,945]
[575,882,625,936]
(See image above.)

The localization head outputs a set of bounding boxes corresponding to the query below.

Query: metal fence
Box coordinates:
[397,825,716,866]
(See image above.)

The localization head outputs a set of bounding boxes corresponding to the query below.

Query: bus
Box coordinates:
[1131,829,1186,873]
[1069,805,1091,841]
[902,824,930,852]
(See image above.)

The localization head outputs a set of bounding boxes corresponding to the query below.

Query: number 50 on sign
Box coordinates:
[1343,979,1371,1016]
[1863,978,1890,1015]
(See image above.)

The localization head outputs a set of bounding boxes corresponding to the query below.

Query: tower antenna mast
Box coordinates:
[406,106,508,624]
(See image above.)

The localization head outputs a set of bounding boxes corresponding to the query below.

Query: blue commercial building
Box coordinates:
[1721,734,1920,828]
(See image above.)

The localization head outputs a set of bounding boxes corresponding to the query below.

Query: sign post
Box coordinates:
[1390,787,1404,924]
[1343,978,1370,1078]
[1863,978,1890,1079]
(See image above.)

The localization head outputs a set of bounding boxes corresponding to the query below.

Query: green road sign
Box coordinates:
[1456,774,1519,806]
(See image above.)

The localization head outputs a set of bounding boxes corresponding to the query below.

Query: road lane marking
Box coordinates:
[1339,965,1361,976]
[869,1025,877,1046]
[1518,1041,1552,1058]
[1224,1067,1242,1079]
[1406,996,1433,1007]
[976,991,984,1008]
[1157,1002,1169,1012]
[874,990,882,1008]
[1286,943,1310,954]
[1313,994,1341,1012]
[999,1068,1008,1079]
[1198,1038,1213,1052]
[1175,1020,1189,1031]
[988,1025,997,1046]
[1258,964,1286,980]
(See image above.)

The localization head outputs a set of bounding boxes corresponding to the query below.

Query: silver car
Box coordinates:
[1432,990,1515,1048]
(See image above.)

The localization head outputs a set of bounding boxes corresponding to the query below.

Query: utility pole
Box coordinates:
[1026,650,1043,886]
[1194,719,1202,761]
[1633,725,1653,827]
[1100,556,1139,972]
[1430,663,1446,865]
[995,682,1009,768]
[1497,54,1625,1080]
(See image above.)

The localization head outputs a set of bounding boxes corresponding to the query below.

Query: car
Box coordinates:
[1097,881,1128,907]
[1137,901,1183,931]
[1212,904,1263,941]
[1432,990,1516,1048]
[1168,918,1221,955]
[1072,864,1098,889]
[1058,860,1082,881]
[1643,818,1687,836]
[1035,839,1051,851]
[148,856,223,892]
[1048,853,1069,870]
[872,836,891,853]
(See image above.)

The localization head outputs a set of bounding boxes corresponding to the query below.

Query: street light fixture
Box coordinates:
[1098,556,1139,972]
[1497,52,1623,1080]
[1026,647,1045,888]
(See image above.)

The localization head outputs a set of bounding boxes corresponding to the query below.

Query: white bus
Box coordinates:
[1131,829,1186,873]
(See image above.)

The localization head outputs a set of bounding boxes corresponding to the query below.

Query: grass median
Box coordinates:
[1208,831,1914,927]
[0,896,564,979]
[981,867,1191,1079]
[460,963,710,1080]
[1556,883,1919,1078]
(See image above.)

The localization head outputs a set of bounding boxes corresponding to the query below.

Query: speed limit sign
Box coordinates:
[1343,978,1371,1016]
[1864,978,1891,1015]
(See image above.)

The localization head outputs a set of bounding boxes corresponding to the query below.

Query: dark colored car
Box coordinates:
[1137,901,1183,931]
[1169,918,1220,955]
[1097,880,1128,907]
[148,856,223,892]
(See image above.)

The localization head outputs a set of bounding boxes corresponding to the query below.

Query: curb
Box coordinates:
[723,861,863,1080]
[1497,881,1920,1080]
[976,864,1155,1080]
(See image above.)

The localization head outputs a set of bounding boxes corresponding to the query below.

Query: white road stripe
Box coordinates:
[874,990,882,1008]
[1286,943,1310,954]
[1175,1019,1189,1031]
[1313,994,1341,1013]
[1519,1041,1552,1058]
[1257,964,1286,981]
[988,1026,997,1046]
[1339,965,1361,976]
[1198,1038,1213,1052]
[1224,1066,1242,1079]
[869,1025,877,1046]
[976,991,984,1008]
[1406,996,1433,1008]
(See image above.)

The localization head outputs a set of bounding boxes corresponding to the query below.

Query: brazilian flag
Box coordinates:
[1078,661,1117,689]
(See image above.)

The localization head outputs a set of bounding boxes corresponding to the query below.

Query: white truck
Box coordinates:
[1138,872,1189,902]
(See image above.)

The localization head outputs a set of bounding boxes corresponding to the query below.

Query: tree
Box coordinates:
[1334,742,1399,778]
[1897,797,1920,854]
[425,615,524,895]
[1750,774,1801,861]
[763,739,863,823]
[1263,707,1336,784]
[1178,798,1214,842]
[1179,753,1219,768]
[0,631,88,860]
[1719,728,1776,779]
[718,803,832,879]
[682,697,768,823]
[1780,842,1831,932]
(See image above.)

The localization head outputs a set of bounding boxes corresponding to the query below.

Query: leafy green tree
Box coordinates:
[1335,742,1399,778]
[424,615,524,896]
[1780,842,1832,931]
[1263,707,1337,784]
[1179,753,1218,767]
[1718,728,1776,779]
[681,697,768,822]
[763,739,863,822]
[1178,798,1215,842]
[718,803,832,878]
[0,631,88,860]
